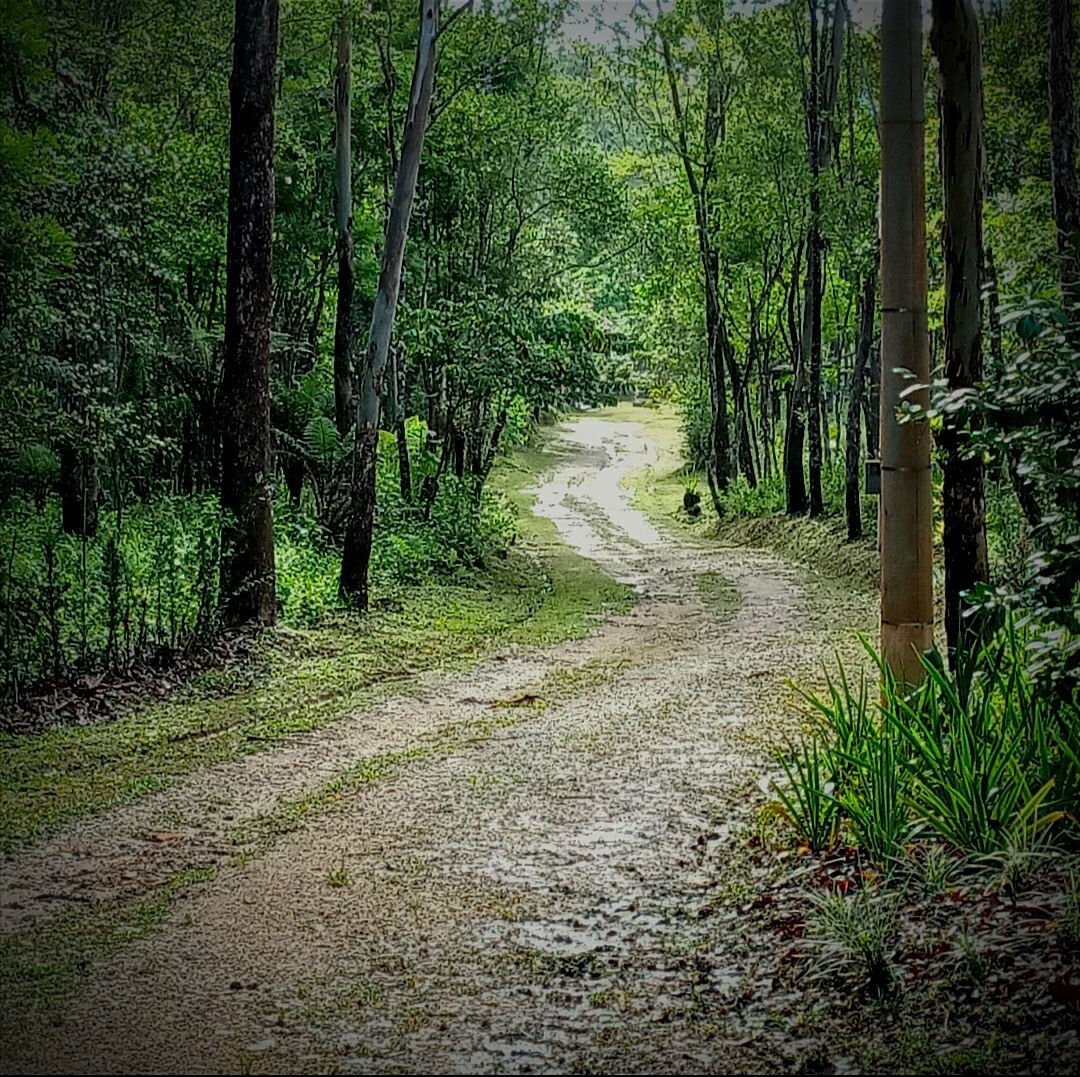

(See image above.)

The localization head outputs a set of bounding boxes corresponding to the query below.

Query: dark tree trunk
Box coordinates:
[659,29,730,495]
[283,456,304,506]
[340,0,438,608]
[864,342,880,461]
[784,390,808,515]
[806,0,825,517]
[219,0,278,628]
[932,0,990,666]
[846,269,876,540]
[1049,0,1080,298]
[60,446,100,537]
[333,19,355,435]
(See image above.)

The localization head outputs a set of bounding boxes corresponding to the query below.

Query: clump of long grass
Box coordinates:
[773,621,1078,866]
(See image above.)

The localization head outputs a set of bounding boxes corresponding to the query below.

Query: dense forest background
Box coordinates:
[0,0,1076,700]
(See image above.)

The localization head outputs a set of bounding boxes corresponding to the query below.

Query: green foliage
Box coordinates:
[910,296,1080,692]
[0,430,520,695]
[777,626,1079,866]
[774,735,839,853]
[804,886,898,996]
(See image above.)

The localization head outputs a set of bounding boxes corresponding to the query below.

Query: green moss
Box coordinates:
[696,570,742,618]
[0,866,216,1046]
[0,441,631,852]
[714,514,879,591]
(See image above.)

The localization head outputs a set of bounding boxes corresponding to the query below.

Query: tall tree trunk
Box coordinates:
[659,26,730,495]
[1049,0,1080,298]
[389,342,412,501]
[932,0,990,667]
[785,245,809,515]
[804,0,846,517]
[333,15,355,436]
[879,0,934,683]
[219,0,278,628]
[340,0,439,607]
[60,445,100,537]
[845,267,876,540]
[806,0,825,517]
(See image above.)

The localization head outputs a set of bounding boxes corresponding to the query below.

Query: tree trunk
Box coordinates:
[932,0,991,667]
[340,0,439,607]
[1049,0,1080,298]
[804,0,846,517]
[333,16,355,436]
[806,0,825,517]
[60,445,100,537]
[785,261,810,516]
[219,0,278,628]
[879,0,934,683]
[845,268,876,540]
[388,342,412,501]
[659,27,730,495]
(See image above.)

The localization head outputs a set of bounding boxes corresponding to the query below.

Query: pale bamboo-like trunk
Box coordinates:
[931,0,990,667]
[333,14,355,436]
[340,0,438,606]
[879,0,934,682]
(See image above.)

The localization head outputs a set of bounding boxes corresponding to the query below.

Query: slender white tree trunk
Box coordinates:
[340,0,439,606]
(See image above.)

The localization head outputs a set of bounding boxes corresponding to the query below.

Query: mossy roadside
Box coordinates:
[0,439,631,853]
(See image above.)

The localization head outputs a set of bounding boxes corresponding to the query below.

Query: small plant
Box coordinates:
[838,728,910,870]
[325,859,351,888]
[773,736,839,852]
[804,885,898,996]
[910,843,956,897]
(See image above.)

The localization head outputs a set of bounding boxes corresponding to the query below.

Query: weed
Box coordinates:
[773,736,839,852]
[804,885,898,996]
[325,859,351,888]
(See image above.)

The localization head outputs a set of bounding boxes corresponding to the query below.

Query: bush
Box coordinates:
[775,624,1079,864]
[0,434,520,698]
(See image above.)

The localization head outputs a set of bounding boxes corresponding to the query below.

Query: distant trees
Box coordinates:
[333,11,355,438]
[219,0,279,627]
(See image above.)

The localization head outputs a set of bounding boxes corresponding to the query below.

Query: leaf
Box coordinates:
[304,415,340,464]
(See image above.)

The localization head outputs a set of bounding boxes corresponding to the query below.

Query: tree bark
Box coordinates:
[879,0,934,683]
[219,0,278,628]
[1049,0,1080,298]
[60,445,100,537]
[806,0,825,517]
[659,28,730,495]
[389,342,412,501]
[340,0,439,608]
[932,0,990,667]
[845,267,876,540]
[333,15,355,436]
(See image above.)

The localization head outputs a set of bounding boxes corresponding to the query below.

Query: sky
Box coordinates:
[563,0,906,45]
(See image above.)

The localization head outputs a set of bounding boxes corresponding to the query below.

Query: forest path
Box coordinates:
[1,411,874,1075]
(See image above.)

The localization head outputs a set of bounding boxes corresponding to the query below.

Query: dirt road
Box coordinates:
[1,414,873,1074]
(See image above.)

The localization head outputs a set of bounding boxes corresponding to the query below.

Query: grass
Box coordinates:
[0,866,217,1048]
[0,440,631,852]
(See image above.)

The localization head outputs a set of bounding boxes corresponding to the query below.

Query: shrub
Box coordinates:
[776,624,1079,864]
[804,885,898,996]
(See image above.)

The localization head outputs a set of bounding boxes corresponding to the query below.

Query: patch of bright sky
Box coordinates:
[563,1,921,47]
